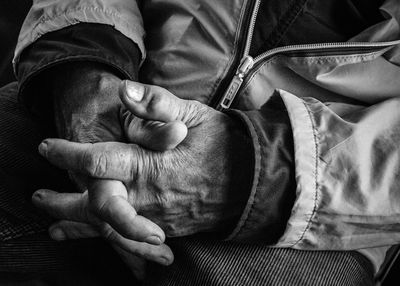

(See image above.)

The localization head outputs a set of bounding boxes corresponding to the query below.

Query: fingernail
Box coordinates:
[159,258,169,266]
[33,190,46,201]
[125,81,144,102]
[50,228,67,241]
[38,141,48,157]
[146,235,162,245]
[160,256,173,266]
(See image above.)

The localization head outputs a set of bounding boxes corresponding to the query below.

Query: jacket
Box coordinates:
[13,0,400,278]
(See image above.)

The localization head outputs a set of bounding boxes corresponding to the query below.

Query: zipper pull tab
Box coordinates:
[217,56,254,110]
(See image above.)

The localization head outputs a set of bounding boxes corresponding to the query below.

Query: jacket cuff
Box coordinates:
[272,90,320,248]
[13,2,145,69]
[273,89,390,274]
[225,94,296,244]
[16,23,140,108]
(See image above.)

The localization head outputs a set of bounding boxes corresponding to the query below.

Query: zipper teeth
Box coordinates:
[239,40,400,93]
[216,0,400,110]
[253,40,400,63]
[243,0,261,57]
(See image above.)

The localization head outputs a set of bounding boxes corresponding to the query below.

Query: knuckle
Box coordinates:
[98,74,110,91]
[146,88,164,115]
[79,193,92,223]
[99,224,116,241]
[82,149,108,177]
[88,199,102,218]
[179,100,207,124]
[154,192,170,210]
[129,144,146,178]
[88,196,108,219]
[134,248,147,259]
[190,100,207,115]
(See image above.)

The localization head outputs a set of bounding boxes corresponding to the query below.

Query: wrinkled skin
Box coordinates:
[33,73,252,274]
[36,82,251,239]
[47,63,190,272]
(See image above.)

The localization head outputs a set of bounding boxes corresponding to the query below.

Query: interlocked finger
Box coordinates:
[121,111,187,151]
[38,138,139,181]
[88,179,165,245]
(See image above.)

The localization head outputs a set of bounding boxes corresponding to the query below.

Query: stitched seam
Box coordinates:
[292,101,320,247]
[300,51,387,62]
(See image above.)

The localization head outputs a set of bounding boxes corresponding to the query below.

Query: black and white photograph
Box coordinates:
[0,0,399,285]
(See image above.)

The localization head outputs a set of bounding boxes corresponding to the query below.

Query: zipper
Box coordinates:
[215,0,400,110]
[217,55,254,109]
[215,0,261,111]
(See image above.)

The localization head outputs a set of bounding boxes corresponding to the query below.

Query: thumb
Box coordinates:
[119,80,205,126]
[118,80,195,150]
[121,108,187,151]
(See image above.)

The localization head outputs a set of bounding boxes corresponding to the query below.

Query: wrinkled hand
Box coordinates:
[34,80,253,243]
[52,62,185,151]
[46,64,189,269]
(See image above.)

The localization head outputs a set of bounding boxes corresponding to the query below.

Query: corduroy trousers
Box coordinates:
[0,82,374,285]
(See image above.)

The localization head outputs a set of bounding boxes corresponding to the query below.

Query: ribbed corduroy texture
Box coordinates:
[0,84,139,284]
[146,237,374,286]
[0,82,76,274]
[0,82,65,243]
[0,234,69,273]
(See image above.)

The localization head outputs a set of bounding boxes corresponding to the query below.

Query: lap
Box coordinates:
[147,237,375,286]
[0,82,68,242]
[0,83,375,285]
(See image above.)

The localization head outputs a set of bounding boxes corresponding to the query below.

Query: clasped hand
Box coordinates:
[33,80,252,268]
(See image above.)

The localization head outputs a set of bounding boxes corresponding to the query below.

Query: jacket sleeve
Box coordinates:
[16,23,141,111]
[13,0,143,112]
[14,0,145,67]
[229,89,400,252]
[228,2,400,254]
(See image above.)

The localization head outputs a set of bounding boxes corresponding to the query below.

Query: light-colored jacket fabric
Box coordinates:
[14,0,400,273]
